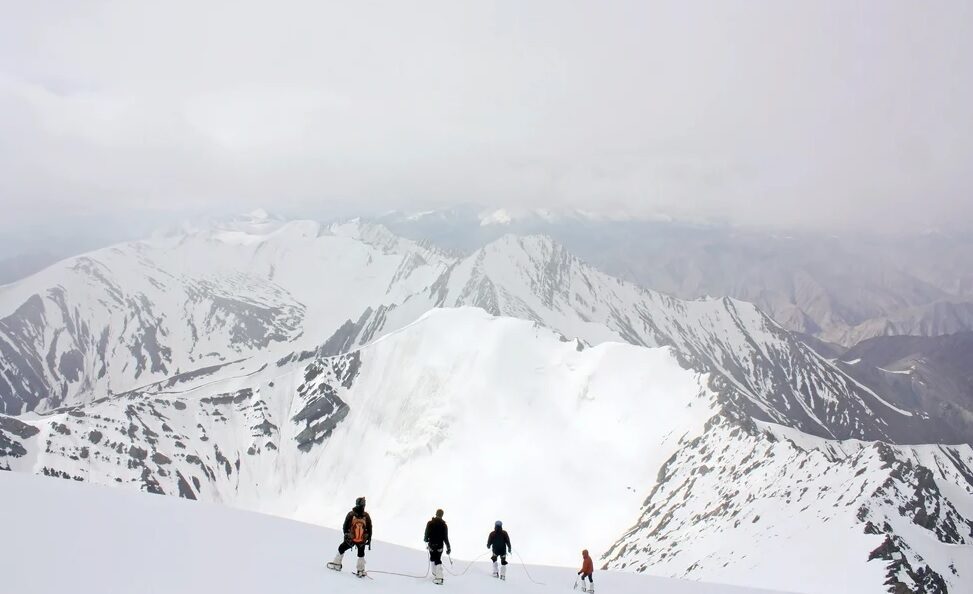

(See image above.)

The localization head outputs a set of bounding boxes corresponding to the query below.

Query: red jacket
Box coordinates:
[580,552,593,574]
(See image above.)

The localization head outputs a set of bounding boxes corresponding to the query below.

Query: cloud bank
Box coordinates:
[2,0,971,232]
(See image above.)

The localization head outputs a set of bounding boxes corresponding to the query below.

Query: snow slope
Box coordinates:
[0,464,792,594]
[605,420,973,593]
[0,308,717,567]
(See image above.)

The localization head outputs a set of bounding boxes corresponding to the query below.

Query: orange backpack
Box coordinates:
[349,515,367,544]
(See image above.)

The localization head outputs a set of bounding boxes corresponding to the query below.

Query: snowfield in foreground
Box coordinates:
[0,472,791,594]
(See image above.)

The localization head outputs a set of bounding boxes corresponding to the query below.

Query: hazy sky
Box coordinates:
[2,0,972,233]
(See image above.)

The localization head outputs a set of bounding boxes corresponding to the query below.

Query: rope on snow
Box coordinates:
[513,550,546,586]
[366,565,430,580]
[444,552,489,576]
[361,550,542,585]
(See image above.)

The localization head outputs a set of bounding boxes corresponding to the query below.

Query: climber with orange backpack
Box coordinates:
[327,496,373,577]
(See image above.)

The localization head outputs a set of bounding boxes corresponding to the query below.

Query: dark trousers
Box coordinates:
[580,572,593,583]
[428,545,444,566]
[339,541,366,558]
[491,554,508,565]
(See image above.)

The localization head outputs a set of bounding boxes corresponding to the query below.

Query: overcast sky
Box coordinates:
[2,0,972,235]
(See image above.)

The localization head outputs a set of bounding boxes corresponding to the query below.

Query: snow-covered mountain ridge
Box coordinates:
[1,216,972,593]
[0,215,451,414]
[369,207,973,347]
[336,234,960,444]
[606,419,973,592]
[2,217,960,444]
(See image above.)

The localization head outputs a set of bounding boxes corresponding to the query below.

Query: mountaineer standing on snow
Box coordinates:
[487,520,512,580]
[327,496,372,577]
[424,509,452,585]
[577,549,595,592]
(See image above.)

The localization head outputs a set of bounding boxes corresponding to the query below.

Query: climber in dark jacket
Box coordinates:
[424,509,451,583]
[328,497,372,576]
[486,520,512,579]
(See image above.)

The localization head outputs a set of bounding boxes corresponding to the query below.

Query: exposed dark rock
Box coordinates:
[176,471,197,500]
[151,452,171,465]
[128,446,148,461]
[292,389,350,452]
[0,416,40,439]
[252,419,277,437]
[201,389,253,406]
[214,446,232,477]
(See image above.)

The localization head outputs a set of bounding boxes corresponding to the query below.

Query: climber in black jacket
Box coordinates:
[487,520,511,579]
[424,509,451,584]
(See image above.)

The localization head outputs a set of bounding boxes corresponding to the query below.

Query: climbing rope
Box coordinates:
[513,550,546,586]
[367,564,430,580]
[352,550,540,585]
[444,552,489,576]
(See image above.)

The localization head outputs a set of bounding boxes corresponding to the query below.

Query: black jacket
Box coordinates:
[487,529,511,555]
[343,508,372,544]
[424,517,451,550]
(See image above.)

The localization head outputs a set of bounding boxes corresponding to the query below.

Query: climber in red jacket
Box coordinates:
[577,549,594,592]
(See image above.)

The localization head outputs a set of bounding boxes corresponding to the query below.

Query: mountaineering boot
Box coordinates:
[433,564,444,585]
[326,553,343,571]
[492,560,499,578]
[500,564,507,580]
[356,557,367,577]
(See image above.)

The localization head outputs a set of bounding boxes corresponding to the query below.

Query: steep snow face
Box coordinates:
[0,219,451,414]
[604,420,973,594]
[0,471,790,594]
[0,308,716,566]
[286,310,716,565]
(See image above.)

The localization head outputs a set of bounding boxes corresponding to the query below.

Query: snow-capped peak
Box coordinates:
[478,208,515,226]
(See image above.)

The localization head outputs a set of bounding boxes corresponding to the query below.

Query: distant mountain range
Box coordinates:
[833,332,973,446]
[5,206,971,350]
[370,206,973,347]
